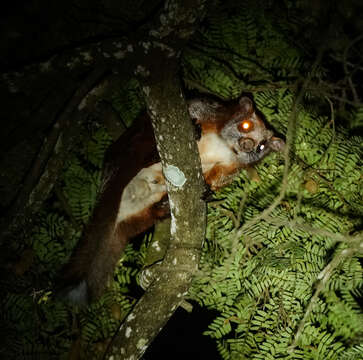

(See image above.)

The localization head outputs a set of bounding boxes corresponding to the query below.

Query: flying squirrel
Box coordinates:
[57,95,285,304]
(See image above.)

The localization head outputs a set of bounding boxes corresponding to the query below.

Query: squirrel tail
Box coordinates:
[55,195,170,305]
[55,220,128,304]
[55,114,168,305]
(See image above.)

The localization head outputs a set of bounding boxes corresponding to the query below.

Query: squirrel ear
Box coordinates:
[187,98,221,122]
[238,97,253,114]
[268,137,285,152]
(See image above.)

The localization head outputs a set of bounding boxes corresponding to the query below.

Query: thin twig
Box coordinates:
[288,245,359,352]
[343,34,363,103]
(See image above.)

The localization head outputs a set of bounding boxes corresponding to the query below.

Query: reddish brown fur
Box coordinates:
[58,96,283,303]
[85,195,169,299]
[57,114,161,300]
[204,162,241,190]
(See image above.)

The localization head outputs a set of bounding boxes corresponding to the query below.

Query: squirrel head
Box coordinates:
[220,96,284,165]
[188,95,285,166]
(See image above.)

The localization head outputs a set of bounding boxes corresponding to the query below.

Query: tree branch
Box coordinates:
[0,66,109,244]
[104,1,208,358]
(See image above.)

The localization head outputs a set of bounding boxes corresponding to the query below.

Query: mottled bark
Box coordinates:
[106,66,206,358]
[104,1,208,359]
[0,0,209,244]
[1,1,209,358]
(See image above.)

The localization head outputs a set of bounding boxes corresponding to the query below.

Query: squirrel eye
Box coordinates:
[238,119,254,133]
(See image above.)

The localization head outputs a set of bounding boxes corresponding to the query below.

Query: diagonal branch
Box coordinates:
[0,66,109,244]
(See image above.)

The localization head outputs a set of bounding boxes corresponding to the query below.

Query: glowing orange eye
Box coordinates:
[238,120,254,133]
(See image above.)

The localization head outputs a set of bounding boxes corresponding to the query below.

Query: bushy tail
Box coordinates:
[55,196,170,305]
[55,114,168,305]
[56,220,128,304]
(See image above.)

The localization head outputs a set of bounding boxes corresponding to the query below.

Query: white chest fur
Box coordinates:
[197,133,236,172]
[117,133,236,223]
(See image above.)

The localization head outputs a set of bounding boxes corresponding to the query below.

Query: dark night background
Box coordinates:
[1,1,362,359]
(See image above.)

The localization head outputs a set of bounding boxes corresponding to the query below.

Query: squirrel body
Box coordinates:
[57,96,284,303]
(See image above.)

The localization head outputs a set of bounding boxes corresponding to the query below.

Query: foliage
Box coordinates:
[1,0,362,359]
[111,77,145,128]
[183,1,363,359]
[189,90,362,359]
[0,81,149,359]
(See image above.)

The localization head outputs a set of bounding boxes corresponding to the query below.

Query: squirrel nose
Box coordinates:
[239,137,255,152]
